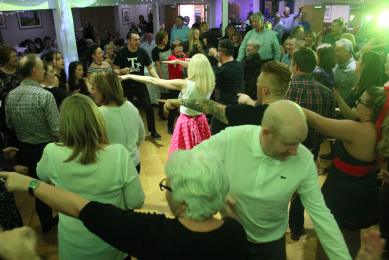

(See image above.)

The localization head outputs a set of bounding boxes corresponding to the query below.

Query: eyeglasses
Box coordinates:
[159,178,172,192]
[355,98,371,108]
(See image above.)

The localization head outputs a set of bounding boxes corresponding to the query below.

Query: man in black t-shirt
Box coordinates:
[114,31,161,139]
[164,61,291,129]
[211,39,244,134]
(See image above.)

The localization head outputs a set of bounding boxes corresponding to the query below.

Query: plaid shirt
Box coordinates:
[6,79,59,145]
[285,74,336,151]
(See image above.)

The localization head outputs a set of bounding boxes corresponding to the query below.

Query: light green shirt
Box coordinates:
[99,101,145,166]
[237,28,281,62]
[192,125,351,260]
[37,143,145,260]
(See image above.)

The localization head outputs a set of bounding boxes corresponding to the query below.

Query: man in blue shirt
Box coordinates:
[170,16,190,45]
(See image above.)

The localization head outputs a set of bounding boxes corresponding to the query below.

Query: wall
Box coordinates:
[0,10,56,47]
[116,4,150,40]
[229,0,252,21]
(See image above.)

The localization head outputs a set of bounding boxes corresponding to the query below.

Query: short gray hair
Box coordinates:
[336,38,353,53]
[165,150,230,221]
[247,39,261,50]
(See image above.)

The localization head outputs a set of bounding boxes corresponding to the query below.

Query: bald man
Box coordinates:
[6,54,59,233]
[191,100,350,260]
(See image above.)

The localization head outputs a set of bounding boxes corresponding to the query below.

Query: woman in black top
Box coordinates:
[0,150,249,260]
[0,46,22,136]
[68,61,88,94]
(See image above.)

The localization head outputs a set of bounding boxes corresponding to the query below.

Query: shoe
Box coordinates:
[290,229,306,241]
[150,132,161,140]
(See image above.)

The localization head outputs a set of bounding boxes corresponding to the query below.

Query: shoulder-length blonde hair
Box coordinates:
[59,94,109,164]
[187,54,215,95]
[89,71,126,106]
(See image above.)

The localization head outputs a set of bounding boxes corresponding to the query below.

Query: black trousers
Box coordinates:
[167,90,180,129]
[380,182,389,259]
[288,147,320,234]
[123,84,156,133]
[248,236,286,260]
[17,142,54,231]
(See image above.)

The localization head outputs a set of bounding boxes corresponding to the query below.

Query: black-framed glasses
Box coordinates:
[355,98,371,108]
[159,178,172,192]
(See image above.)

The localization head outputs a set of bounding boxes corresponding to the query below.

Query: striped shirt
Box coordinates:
[5,79,59,144]
[87,64,113,75]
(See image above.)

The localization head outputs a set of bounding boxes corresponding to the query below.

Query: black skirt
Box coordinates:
[322,168,380,230]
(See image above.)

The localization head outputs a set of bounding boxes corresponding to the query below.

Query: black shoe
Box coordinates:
[290,229,306,241]
[151,132,161,140]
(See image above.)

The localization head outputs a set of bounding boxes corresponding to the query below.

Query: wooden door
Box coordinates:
[165,5,178,34]
[303,5,325,33]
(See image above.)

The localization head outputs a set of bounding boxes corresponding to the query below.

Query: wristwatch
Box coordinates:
[28,179,41,197]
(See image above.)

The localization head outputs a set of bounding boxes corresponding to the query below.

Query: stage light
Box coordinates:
[365,14,374,22]
[378,10,389,27]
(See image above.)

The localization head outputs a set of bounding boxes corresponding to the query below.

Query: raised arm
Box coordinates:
[303,107,368,143]
[165,98,228,124]
[333,89,358,120]
[0,171,88,218]
[120,74,185,91]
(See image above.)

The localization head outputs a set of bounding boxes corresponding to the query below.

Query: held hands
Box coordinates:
[378,169,389,184]
[162,99,182,114]
[356,230,385,260]
[0,171,32,192]
[120,67,130,75]
[2,147,19,160]
[220,196,239,220]
[237,93,255,106]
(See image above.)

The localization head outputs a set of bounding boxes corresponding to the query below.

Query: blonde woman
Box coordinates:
[187,28,204,57]
[88,71,145,173]
[36,94,144,260]
[104,42,116,68]
[121,54,215,154]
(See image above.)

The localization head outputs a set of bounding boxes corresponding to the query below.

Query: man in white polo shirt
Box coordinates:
[191,100,351,260]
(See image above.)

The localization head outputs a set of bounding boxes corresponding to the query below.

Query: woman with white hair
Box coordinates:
[121,53,215,154]
[0,150,249,259]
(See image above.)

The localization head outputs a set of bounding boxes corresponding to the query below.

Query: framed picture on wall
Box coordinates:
[122,8,131,25]
[17,10,42,29]
[0,12,6,29]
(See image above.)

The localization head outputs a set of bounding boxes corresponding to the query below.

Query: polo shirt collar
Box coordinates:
[251,127,282,165]
[21,79,41,88]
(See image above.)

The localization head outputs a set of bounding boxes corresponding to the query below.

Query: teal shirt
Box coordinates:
[237,28,281,62]
[192,125,351,260]
[37,143,145,260]
[99,101,145,166]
